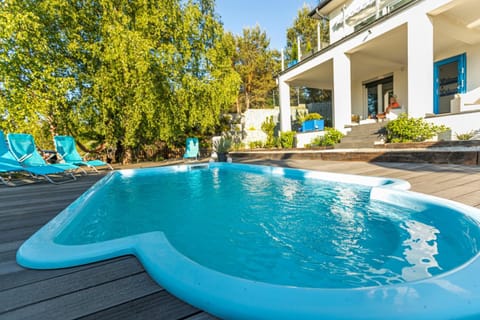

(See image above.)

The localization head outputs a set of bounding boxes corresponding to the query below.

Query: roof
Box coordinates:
[308,0,333,19]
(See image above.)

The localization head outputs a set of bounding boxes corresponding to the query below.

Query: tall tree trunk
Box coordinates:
[245,91,250,110]
[115,141,124,164]
[236,96,241,114]
[123,146,133,165]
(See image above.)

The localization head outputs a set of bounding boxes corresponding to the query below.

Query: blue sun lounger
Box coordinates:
[6,133,79,183]
[54,135,113,172]
[1,130,43,186]
[1,131,76,185]
[0,133,26,186]
[183,137,200,160]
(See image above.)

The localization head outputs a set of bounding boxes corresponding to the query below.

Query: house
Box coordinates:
[277,0,480,139]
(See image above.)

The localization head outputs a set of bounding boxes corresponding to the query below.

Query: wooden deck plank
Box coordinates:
[0,211,67,232]
[454,190,480,208]
[432,184,480,200]
[412,173,480,194]
[0,249,16,264]
[0,240,22,254]
[78,291,201,320]
[0,257,131,291]
[0,260,24,278]
[0,225,47,243]
[0,257,147,313]
[184,312,219,320]
[0,198,81,215]
[3,273,162,320]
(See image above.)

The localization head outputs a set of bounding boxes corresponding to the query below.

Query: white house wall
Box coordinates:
[426,112,480,139]
[242,109,279,146]
[351,81,363,118]
[467,44,480,90]
[329,2,353,43]
[278,0,480,132]
[407,11,434,118]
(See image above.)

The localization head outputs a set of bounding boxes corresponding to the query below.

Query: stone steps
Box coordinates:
[335,122,387,149]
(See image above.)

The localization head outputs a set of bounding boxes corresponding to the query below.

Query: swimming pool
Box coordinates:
[17,163,480,319]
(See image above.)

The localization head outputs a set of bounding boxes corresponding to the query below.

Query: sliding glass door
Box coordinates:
[365,76,393,118]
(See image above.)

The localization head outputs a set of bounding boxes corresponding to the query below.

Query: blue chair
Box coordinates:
[54,135,113,172]
[7,133,80,183]
[0,131,76,184]
[183,137,200,160]
[0,131,27,186]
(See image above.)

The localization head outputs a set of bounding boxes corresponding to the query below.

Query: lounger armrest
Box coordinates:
[17,153,32,163]
[57,153,68,160]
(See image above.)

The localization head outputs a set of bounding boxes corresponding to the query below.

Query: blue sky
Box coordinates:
[215,0,318,51]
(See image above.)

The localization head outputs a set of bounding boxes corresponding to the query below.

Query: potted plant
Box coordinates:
[213,136,232,162]
[300,113,324,132]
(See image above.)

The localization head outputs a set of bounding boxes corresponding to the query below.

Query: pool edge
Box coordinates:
[15,163,480,319]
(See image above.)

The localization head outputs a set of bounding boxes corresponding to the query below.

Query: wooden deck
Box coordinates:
[1,160,480,319]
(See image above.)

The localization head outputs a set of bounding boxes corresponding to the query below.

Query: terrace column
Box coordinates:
[407,13,433,117]
[333,53,352,131]
[278,79,292,132]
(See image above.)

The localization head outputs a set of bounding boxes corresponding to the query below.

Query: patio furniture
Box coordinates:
[54,135,113,172]
[0,131,76,184]
[6,133,80,183]
[183,137,200,160]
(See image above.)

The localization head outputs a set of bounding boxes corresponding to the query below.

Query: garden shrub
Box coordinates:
[261,116,277,148]
[249,140,264,149]
[455,131,474,140]
[280,131,296,149]
[213,136,232,153]
[310,127,344,146]
[386,114,449,143]
[299,112,323,123]
[232,141,245,150]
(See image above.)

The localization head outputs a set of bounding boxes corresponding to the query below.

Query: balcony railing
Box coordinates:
[352,0,416,31]
[293,0,416,65]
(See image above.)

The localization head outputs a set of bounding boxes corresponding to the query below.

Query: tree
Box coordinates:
[0,0,240,163]
[286,5,329,64]
[0,0,83,146]
[233,26,280,112]
[171,0,240,140]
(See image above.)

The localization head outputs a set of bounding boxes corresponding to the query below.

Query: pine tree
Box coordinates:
[233,26,280,112]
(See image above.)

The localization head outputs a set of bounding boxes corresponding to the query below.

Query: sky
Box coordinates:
[215,0,318,51]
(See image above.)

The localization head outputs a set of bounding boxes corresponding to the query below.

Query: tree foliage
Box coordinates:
[261,115,277,147]
[0,0,240,163]
[232,26,280,112]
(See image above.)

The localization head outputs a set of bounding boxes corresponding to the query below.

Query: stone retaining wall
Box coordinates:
[231,149,480,165]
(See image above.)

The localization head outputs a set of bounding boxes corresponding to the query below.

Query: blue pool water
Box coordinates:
[17,163,480,319]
